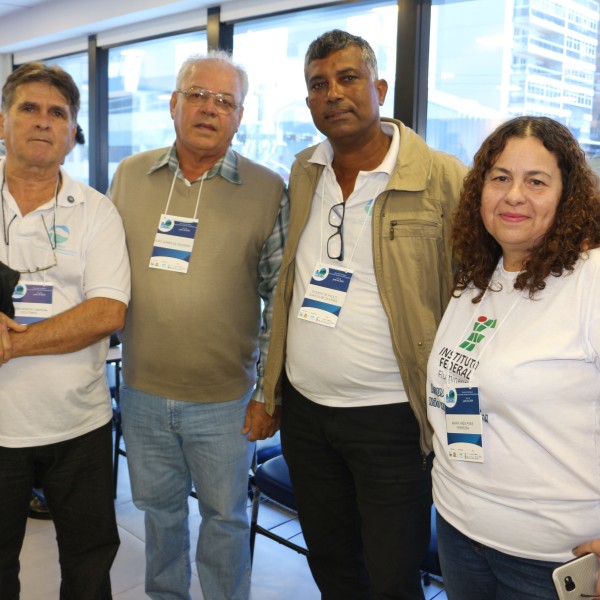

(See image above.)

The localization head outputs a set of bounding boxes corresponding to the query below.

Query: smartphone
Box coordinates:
[552,553,599,600]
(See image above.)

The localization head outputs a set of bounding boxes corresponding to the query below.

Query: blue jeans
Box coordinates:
[281,380,432,600]
[120,384,254,600]
[0,420,118,600]
[437,512,561,600]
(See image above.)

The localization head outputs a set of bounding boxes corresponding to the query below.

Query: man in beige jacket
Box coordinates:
[264,29,467,600]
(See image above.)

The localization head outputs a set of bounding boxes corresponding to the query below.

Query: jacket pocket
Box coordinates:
[387,218,442,241]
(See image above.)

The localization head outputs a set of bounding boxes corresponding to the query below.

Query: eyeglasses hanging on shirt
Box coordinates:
[327,202,345,262]
[1,174,59,274]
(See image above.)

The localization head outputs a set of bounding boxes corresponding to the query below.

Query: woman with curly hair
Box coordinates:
[426,116,600,600]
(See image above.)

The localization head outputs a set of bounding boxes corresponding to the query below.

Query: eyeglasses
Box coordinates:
[176,86,242,115]
[327,202,345,262]
[5,213,57,274]
[1,173,59,274]
[15,251,57,274]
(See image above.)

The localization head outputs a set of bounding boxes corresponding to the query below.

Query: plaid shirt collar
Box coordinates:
[147,143,241,185]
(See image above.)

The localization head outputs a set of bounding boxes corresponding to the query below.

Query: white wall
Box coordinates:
[0,0,208,54]
[0,0,327,90]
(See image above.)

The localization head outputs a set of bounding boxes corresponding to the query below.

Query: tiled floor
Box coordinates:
[18,446,447,599]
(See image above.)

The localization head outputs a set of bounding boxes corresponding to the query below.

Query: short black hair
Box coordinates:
[304,29,378,81]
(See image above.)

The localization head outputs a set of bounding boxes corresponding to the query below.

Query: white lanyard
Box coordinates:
[164,169,205,219]
[1,173,59,283]
[441,267,522,464]
[149,169,205,274]
[446,265,522,387]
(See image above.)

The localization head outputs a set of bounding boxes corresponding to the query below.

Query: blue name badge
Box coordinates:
[12,282,54,324]
[149,214,198,274]
[298,264,353,328]
[444,386,484,463]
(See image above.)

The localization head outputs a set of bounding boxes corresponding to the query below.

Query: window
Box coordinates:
[107,32,207,179]
[232,0,397,179]
[50,53,89,184]
[426,0,600,168]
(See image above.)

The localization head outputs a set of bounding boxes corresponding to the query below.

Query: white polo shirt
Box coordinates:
[0,159,130,447]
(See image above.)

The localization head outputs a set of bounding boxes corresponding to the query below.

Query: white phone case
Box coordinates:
[552,553,599,600]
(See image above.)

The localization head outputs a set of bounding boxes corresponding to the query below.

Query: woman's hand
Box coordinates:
[573,539,600,596]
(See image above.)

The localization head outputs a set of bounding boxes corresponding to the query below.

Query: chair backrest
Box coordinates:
[255,431,282,467]
[253,454,296,510]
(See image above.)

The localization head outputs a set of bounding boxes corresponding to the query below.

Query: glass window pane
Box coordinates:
[232,0,397,180]
[427,0,600,168]
[108,32,207,180]
[49,53,89,184]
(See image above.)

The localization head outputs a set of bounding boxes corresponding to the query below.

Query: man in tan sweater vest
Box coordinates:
[110,51,288,600]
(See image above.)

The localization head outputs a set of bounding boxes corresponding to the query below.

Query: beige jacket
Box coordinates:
[264,118,467,453]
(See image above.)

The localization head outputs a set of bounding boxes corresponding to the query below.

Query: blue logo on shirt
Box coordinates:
[49,225,70,245]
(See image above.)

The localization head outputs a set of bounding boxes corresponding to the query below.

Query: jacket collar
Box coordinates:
[295,117,433,193]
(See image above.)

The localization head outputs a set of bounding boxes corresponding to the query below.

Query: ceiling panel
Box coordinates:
[0,0,54,19]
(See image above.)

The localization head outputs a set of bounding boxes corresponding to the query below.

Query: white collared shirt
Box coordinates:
[286,123,409,407]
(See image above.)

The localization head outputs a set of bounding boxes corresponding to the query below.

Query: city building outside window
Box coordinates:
[427,0,600,172]
[232,0,397,180]
[50,53,89,184]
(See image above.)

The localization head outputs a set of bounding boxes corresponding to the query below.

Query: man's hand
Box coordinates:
[0,313,27,365]
[242,400,281,441]
[573,538,600,595]
[8,298,126,359]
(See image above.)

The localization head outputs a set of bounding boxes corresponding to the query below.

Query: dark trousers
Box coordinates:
[0,420,119,600]
[281,379,432,600]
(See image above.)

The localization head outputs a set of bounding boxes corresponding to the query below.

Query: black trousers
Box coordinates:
[281,379,432,600]
[0,420,119,600]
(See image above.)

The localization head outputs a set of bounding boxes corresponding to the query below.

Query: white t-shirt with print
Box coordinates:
[427,249,600,562]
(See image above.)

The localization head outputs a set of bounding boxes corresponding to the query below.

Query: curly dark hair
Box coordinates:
[452,116,600,302]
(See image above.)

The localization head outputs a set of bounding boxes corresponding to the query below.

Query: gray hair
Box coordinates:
[176,51,249,103]
[2,61,80,120]
[304,30,379,81]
